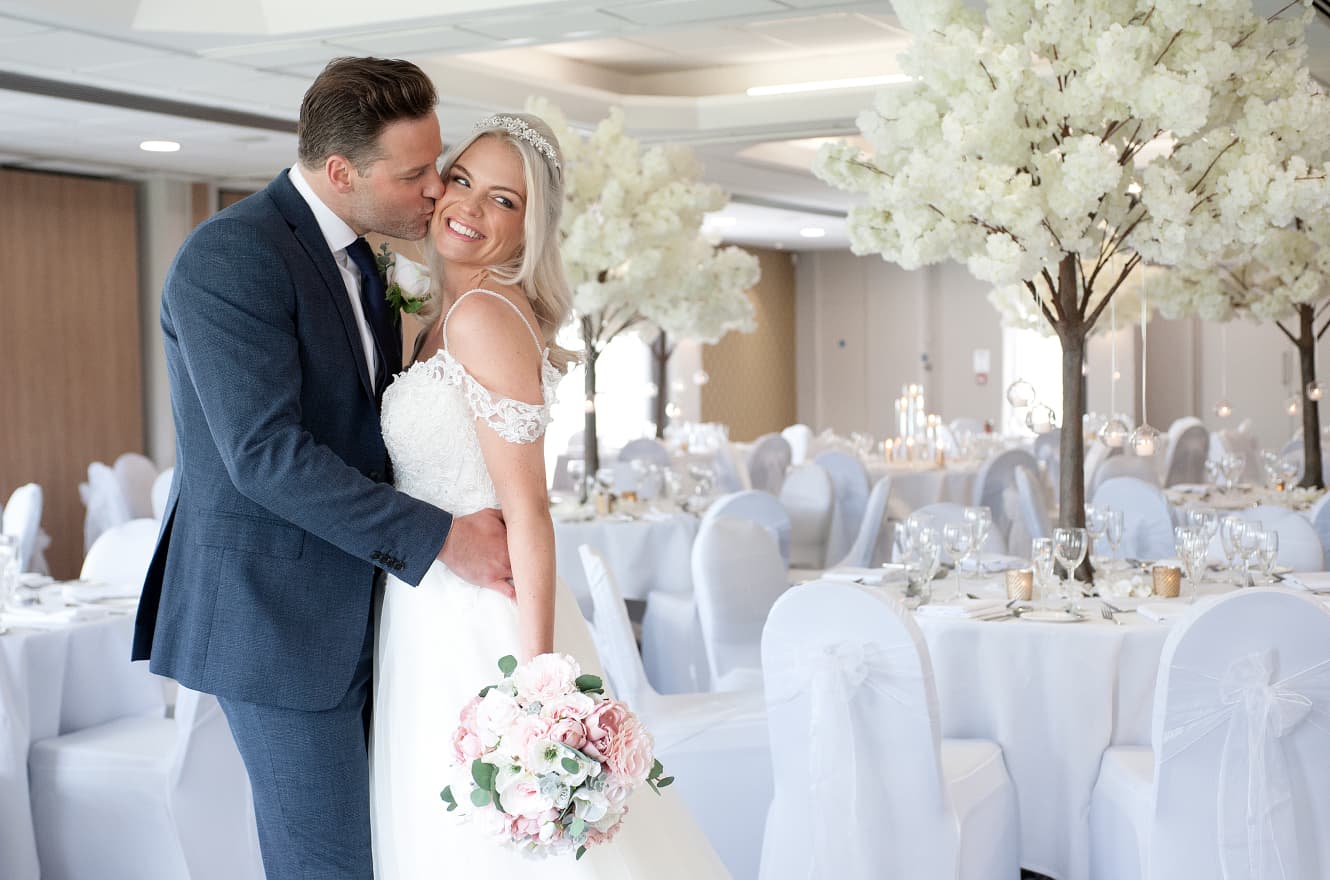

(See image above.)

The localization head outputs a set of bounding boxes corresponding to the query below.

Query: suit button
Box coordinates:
[395,561,405,571]
[369,470,382,481]
[371,551,382,561]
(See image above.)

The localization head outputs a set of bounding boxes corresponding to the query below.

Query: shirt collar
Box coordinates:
[288,165,358,257]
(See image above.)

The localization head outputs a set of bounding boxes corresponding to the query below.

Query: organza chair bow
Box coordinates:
[1161,651,1330,880]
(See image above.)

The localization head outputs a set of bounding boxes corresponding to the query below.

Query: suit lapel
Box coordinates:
[265,172,377,401]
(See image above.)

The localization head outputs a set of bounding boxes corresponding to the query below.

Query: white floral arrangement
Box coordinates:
[528,98,758,351]
[441,653,672,860]
[375,242,432,315]
[813,0,1330,332]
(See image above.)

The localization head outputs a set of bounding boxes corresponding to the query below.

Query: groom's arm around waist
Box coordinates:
[165,215,448,585]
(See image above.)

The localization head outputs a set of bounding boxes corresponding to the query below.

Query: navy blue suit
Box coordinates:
[133,170,453,877]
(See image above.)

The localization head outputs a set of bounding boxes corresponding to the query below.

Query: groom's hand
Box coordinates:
[437,508,515,599]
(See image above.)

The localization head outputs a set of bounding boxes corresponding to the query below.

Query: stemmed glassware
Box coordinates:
[567,458,587,504]
[1219,515,1245,584]
[1256,530,1280,583]
[903,527,942,606]
[1085,506,1108,566]
[1173,526,1208,602]
[1030,537,1056,603]
[1219,454,1245,492]
[1052,527,1089,608]
[961,507,992,574]
[1237,521,1265,587]
[1185,508,1220,582]
[1103,509,1124,568]
[941,522,977,602]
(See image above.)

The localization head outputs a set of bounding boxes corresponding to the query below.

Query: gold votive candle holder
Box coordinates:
[1152,565,1181,598]
[1005,569,1034,601]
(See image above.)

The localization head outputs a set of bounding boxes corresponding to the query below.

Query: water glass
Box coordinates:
[1052,527,1088,605]
[1237,520,1264,586]
[1104,509,1124,567]
[1173,526,1206,602]
[1257,530,1280,582]
[941,522,976,601]
[1219,515,1245,584]
[1030,537,1056,602]
[1085,506,1108,563]
[961,507,992,571]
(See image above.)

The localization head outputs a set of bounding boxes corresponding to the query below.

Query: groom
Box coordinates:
[133,57,514,878]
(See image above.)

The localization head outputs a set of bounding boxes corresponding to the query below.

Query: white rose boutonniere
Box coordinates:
[375,242,432,316]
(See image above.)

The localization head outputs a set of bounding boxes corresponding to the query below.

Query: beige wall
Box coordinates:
[701,247,796,442]
[1,168,142,577]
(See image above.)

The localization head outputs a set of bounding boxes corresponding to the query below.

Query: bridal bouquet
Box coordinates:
[441,653,672,860]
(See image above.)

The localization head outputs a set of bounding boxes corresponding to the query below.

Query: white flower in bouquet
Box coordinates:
[512,652,581,703]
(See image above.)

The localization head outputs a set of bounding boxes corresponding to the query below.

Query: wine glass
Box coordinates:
[941,522,976,602]
[961,507,992,574]
[1220,454,1245,492]
[1052,527,1088,607]
[1104,509,1124,568]
[904,533,942,606]
[1085,506,1108,565]
[1030,537,1056,603]
[897,511,935,560]
[1237,520,1264,587]
[567,458,587,503]
[1256,529,1280,583]
[1174,526,1206,602]
[1185,507,1220,581]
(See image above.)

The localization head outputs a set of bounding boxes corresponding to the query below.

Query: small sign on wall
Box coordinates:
[973,348,991,386]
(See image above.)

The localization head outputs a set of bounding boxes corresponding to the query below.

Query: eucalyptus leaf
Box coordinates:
[470,788,491,807]
[498,655,518,676]
[561,757,581,774]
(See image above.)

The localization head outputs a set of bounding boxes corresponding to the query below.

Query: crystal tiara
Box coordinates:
[473,114,560,170]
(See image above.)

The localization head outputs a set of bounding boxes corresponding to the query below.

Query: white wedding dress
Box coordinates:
[370,289,728,879]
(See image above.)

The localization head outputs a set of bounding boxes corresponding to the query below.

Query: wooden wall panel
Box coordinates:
[702,247,797,441]
[0,169,142,578]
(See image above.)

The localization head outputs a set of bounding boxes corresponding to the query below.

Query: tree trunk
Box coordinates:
[1297,304,1324,489]
[651,332,670,440]
[1054,254,1092,581]
[582,316,599,479]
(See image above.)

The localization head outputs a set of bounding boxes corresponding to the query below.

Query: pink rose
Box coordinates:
[549,717,588,751]
[497,773,554,818]
[475,691,521,741]
[512,653,580,703]
[453,726,484,762]
[585,701,629,743]
[606,717,654,784]
[505,715,552,759]
[541,691,596,721]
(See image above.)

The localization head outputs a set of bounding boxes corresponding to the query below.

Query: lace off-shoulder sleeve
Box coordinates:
[434,351,555,444]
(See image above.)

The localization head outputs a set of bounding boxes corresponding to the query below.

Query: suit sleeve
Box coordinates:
[165,216,449,586]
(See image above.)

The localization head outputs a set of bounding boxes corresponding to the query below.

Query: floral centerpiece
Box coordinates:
[530,98,758,466]
[441,653,672,860]
[814,0,1330,560]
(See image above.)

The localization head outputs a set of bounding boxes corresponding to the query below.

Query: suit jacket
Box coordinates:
[133,170,453,712]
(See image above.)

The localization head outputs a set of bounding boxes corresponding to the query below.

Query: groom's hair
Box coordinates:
[298,57,437,173]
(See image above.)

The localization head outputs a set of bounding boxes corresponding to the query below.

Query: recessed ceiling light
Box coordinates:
[746,75,910,97]
[800,227,826,238]
[140,140,181,153]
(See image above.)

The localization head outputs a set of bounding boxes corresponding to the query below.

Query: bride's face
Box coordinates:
[431,136,527,272]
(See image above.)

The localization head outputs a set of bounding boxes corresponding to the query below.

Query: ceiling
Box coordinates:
[0,0,1325,251]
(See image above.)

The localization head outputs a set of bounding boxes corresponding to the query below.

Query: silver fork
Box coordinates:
[1100,605,1122,626]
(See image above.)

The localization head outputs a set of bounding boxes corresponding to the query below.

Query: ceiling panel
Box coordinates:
[0,14,51,40]
[625,25,788,55]
[745,12,903,48]
[186,72,312,110]
[456,10,634,43]
[0,30,171,70]
[87,56,257,89]
[200,40,351,69]
[323,25,485,55]
[611,0,785,27]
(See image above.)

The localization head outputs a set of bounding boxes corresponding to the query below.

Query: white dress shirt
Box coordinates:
[287,166,378,380]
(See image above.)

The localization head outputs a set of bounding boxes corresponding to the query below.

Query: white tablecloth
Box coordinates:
[0,612,166,880]
[916,595,1169,880]
[866,461,981,514]
[554,512,699,617]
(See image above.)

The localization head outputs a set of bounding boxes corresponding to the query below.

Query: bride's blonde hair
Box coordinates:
[422,113,578,372]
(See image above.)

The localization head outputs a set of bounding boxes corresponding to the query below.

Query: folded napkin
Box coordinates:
[1280,572,1330,593]
[1136,601,1188,623]
[958,553,1026,574]
[1,604,111,630]
[821,567,887,586]
[916,598,1009,620]
[61,580,141,604]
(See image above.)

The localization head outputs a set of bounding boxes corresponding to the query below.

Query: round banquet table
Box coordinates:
[866,460,982,514]
[553,510,699,618]
[0,611,166,880]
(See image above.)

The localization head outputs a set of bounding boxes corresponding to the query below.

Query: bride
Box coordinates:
[370,113,729,878]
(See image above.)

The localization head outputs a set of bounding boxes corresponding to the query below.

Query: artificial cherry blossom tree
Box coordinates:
[532,99,758,468]
[815,0,1330,542]
[1154,221,1330,488]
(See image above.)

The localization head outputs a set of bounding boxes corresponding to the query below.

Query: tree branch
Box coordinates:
[1276,320,1298,346]
[1084,252,1143,331]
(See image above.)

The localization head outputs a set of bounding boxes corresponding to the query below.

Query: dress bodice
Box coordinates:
[379,289,561,517]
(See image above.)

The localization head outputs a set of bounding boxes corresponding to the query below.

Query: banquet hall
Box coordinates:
[5,1,1330,878]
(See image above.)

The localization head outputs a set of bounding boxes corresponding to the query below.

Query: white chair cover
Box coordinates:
[114,452,159,520]
[1084,440,1119,495]
[151,467,175,520]
[1090,588,1330,880]
[691,517,790,691]
[897,502,1007,561]
[703,491,792,568]
[760,581,1020,880]
[778,464,835,568]
[1237,505,1325,571]
[1034,432,1061,495]
[1162,418,1210,487]
[1215,427,1264,483]
[1092,453,1161,495]
[747,433,793,495]
[578,545,771,878]
[780,424,813,466]
[813,450,871,567]
[29,686,263,880]
[710,443,750,494]
[617,437,671,468]
[970,449,1041,546]
[81,461,132,554]
[1091,477,1176,562]
[836,476,892,568]
[1014,466,1052,544]
[2,483,44,573]
[1309,494,1330,570]
[80,518,161,590]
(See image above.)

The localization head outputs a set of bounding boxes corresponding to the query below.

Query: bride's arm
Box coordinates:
[444,295,555,660]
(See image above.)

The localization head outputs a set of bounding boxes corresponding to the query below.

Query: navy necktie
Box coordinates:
[344,237,394,391]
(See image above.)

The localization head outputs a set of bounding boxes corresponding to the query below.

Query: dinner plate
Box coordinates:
[1020,609,1086,623]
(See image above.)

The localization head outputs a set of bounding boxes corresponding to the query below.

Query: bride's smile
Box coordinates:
[431,136,528,274]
